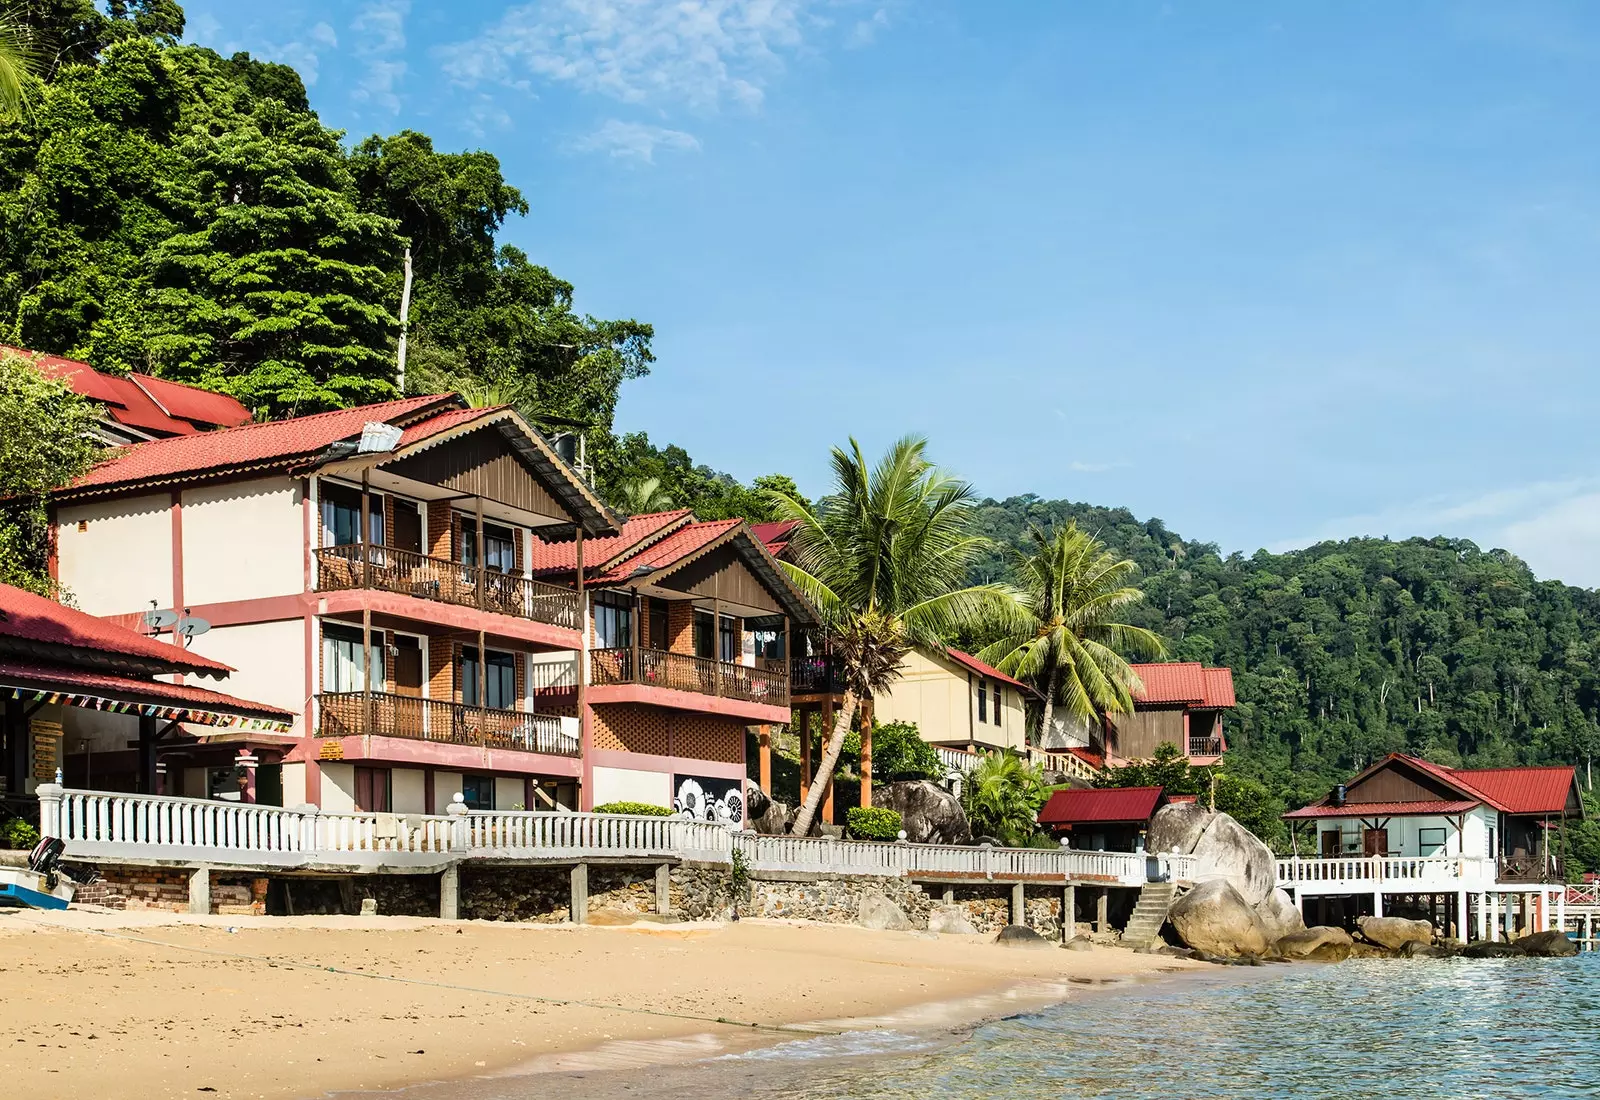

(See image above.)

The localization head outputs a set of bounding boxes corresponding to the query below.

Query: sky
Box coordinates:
[180,1,1600,586]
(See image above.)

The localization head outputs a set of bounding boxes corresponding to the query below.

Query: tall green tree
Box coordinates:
[0,351,97,594]
[0,16,38,118]
[144,100,402,415]
[978,522,1165,745]
[769,437,1025,836]
[963,752,1049,847]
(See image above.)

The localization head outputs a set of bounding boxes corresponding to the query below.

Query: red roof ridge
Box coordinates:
[945,648,1027,690]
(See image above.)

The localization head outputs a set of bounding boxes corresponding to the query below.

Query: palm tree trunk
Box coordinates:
[1038,666,1058,750]
[789,690,857,836]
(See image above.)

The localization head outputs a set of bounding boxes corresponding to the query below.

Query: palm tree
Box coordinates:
[0,18,38,119]
[768,436,1026,836]
[977,522,1166,749]
[963,752,1049,847]
[616,476,673,515]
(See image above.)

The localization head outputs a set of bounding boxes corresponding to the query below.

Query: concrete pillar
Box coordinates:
[1095,887,1109,934]
[1062,884,1076,942]
[1456,890,1467,940]
[1557,887,1566,934]
[1010,882,1025,926]
[655,863,671,915]
[1372,888,1383,918]
[942,886,954,905]
[1477,893,1488,942]
[187,866,210,916]
[439,864,460,920]
[570,862,589,925]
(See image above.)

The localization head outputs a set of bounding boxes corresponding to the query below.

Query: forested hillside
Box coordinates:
[971,496,1600,807]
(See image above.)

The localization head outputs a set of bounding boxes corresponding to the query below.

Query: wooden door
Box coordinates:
[392,636,424,740]
[1320,829,1342,857]
[393,501,422,554]
[1362,827,1389,857]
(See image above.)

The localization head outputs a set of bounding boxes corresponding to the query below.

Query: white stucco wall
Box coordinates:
[433,771,462,811]
[182,620,307,732]
[392,768,427,814]
[873,648,1027,752]
[55,494,174,616]
[592,766,672,808]
[182,477,304,606]
[280,762,308,808]
[1315,807,1497,858]
[318,762,356,813]
[493,776,525,810]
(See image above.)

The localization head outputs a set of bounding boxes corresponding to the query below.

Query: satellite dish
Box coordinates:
[143,608,179,630]
[176,616,211,640]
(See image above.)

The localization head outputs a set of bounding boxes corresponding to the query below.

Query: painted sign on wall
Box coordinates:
[674,774,743,827]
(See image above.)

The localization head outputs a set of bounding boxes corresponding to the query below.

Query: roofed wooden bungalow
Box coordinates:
[1037,786,1169,852]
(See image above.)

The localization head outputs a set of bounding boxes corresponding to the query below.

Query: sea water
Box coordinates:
[380,954,1600,1099]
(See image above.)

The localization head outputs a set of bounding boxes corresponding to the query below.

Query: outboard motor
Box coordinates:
[28,837,65,891]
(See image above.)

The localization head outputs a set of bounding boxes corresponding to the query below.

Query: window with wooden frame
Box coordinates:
[461,646,516,709]
[322,623,383,692]
[593,591,633,650]
[320,483,383,547]
[1417,827,1447,856]
[977,679,988,723]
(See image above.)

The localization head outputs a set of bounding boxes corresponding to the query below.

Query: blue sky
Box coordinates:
[182,1,1600,585]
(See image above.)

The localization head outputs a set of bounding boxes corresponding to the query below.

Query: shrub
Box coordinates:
[2,818,39,850]
[592,801,674,817]
[846,806,903,841]
[868,720,942,781]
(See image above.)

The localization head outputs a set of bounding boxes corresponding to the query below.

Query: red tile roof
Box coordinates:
[64,394,454,495]
[0,660,291,718]
[1069,746,1106,770]
[128,373,252,430]
[750,519,799,558]
[7,346,250,436]
[1038,786,1166,825]
[1450,767,1577,816]
[528,510,692,577]
[395,404,496,447]
[593,518,741,583]
[1128,662,1235,708]
[0,583,231,676]
[1284,799,1482,820]
[945,648,1027,690]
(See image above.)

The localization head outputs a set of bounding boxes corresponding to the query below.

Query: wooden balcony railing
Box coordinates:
[316,691,579,757]
[1188,736,1224,757]
[791,653,849,695]
[1499,854,1564,885]
[590,648,789,708]
[314,545,579,630]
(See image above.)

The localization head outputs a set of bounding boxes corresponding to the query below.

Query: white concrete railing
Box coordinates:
[936,747,980,775]
[39,787,1168,885]
[1276,855,1497,888]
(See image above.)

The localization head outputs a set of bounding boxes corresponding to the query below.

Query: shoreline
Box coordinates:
[0,908,1210,1100]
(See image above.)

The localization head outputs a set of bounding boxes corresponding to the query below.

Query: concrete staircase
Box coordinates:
[1121,882,1177,949]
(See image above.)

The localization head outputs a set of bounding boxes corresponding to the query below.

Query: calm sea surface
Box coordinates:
[383,954,1600,1099]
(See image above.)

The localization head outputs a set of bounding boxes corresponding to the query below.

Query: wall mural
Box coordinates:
[674,775,743,827]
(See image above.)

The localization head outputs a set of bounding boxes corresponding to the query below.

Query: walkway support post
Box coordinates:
[1096,887,1109,934]
[1456,890,1467,940]
[1062,884,1076,942]
[570,862,589,925]
[1010,882,1025,926]
[655,863,671,915]
[439,864,460,920]
[1372,888,1383,918]
[187,866,210,915]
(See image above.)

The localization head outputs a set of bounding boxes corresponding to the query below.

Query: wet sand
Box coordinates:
[0,908,1204,1100]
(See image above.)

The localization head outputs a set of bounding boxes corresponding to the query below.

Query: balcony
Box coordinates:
[791,653,849,696]
[1498,853,1564,885]
[314,545,578,630]
[316,691,579,757]
[591,648,789,708]
[1188,736,1224,758]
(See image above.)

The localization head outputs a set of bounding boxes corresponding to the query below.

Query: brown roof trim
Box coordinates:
[628,524,820,626]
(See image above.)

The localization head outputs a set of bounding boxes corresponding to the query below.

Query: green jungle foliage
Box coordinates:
[591,801,674,817]
[845,806,903,841]
[861,720,943,782]
[972,496,1600,815]
[1096,742,1288,849]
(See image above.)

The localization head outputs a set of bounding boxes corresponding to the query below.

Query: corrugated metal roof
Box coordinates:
[1284,799,1481,819]
[0,660,291,718]
[1127,663,1235,708]
[0,583,231,676]
[945,648,1027,690]
[1038,786,1166,825]
[1451,767,1577,816]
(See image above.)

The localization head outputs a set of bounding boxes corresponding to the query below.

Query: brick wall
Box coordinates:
[666,600,695,655]
[427,501,452,559]
[69,864,267,916]
[428,636,454,701]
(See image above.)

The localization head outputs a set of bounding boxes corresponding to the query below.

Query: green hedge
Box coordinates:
[1,819,38,850]
[591,801,675,817]
[846,806,903,841]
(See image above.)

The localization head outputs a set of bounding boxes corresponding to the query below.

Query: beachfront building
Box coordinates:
[0,582,291,800]
[48,394,624,814]
[1277,753,1584,939]
[6,345,253,445]
[1037,786,1169,852]
[1040,661,1235,768]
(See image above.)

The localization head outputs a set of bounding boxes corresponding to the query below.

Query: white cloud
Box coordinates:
[351,1,411,113]
[440,0,861,110]
[572,119,701,162]
[846,8,889,48]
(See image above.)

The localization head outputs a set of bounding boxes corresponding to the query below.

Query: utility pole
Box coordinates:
[396,246,414,393]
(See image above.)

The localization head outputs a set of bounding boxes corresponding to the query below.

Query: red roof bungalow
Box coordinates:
[1043,662,1236,768]
[1038,786,1168,852]
[0,583,290,800]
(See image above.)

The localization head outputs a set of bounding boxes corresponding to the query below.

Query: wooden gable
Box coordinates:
[657,542,782,614]
[383,427,568,520]
[1344,758,1467,805]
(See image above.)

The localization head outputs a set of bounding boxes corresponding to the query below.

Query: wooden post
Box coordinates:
[712,594,723,696]
[362,607,374,736]
[575,528,590,812]
[820,695,836,825]
[360,470,371,588]
[630,588,641,682]
[758,725,772,793]
[476,627,487,738]
[474,496,486,610]
[799,706,812,803]
[860,698,873,809]
[137,714,157,795]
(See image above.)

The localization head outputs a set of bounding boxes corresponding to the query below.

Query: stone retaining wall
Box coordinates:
[68,863,265,915]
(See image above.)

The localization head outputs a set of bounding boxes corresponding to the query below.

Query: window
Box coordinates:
[1418,827,1447,856]
[649,599,668,650]
[320,483,383,547]
[719,614,739,662]
[593,592,634,650]
[322,624,383,692]
[461,774,493,810]
[993,684,1004,726]
[694,610,715,659]
[355,767,390,813]
[977,679,987,723]
[461,646,516,709]
[460,518,516,572]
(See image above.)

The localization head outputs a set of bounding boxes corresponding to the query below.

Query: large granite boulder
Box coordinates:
[1191,815,1277,906]
[1147,802,1217,856]
[1168,879,1272,958]
[1356,915,1433,951]
[1462,939,1524,959]
[744,782,794,835]
[857,891,914,931]
[928,905,980,935]
[1274,926,1352,959]
[876,781,972,845]
[1256,889,1306,942]
[994,924,1051,948]
[1518,930,1578,958]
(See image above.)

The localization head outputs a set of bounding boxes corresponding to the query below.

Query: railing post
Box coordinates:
[36,783,63,839]
[296,802,321,853]
[446,795,470,851]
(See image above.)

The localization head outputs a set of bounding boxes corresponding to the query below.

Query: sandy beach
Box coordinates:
[0,908,1203,1099]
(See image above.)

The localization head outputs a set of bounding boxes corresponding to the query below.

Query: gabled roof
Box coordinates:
[7,346,251,437]
[0,660,290,720]
[1284,754,1584,820]
[1127,662,1235,709]
[0,583,231,678]
[749,519,799,558]
[528,510,692,577]
[1284,798,1481,820]
[1038,786,1166,826]
[944,648,1027,690]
